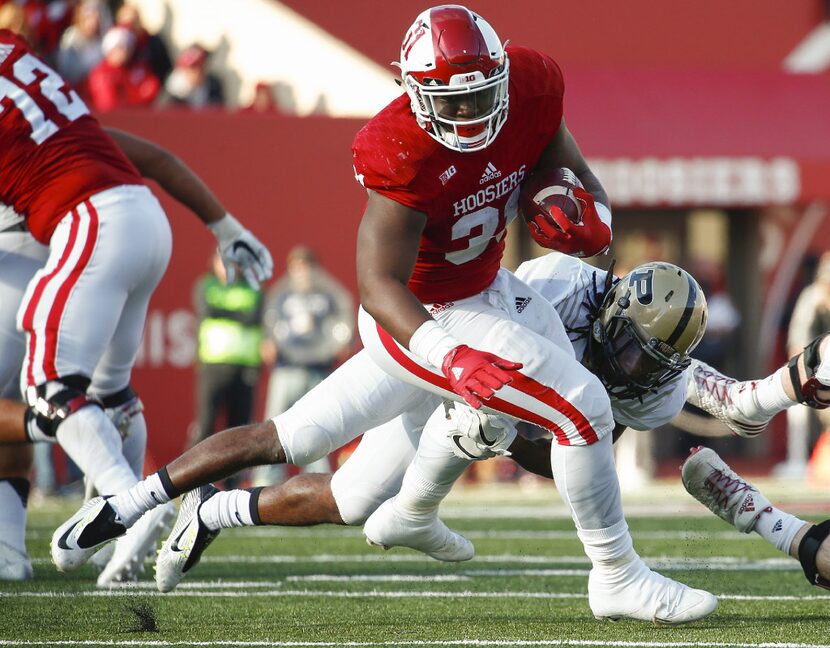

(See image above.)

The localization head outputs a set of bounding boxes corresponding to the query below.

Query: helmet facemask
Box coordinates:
[404,60,509,152]
[591,311,691,400]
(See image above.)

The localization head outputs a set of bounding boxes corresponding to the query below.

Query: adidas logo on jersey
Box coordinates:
[479,162,502,184]
[772,519,783,533]
[738,494,756,514]
[515,297,531,313]
[0,44,14,66]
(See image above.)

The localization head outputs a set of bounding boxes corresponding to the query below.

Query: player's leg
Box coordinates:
[682,445,830,589]
[40,188,172,570]
[363,402,482,561]
[152,373,435,592]
[0,445,33,581]
[22,191,169,496]
[687,333,830,438]
[361,273,716,623]
[55,350,426,571]
[0,230,48,579]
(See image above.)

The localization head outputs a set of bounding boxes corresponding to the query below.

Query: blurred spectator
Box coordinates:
[777,252,830,478]
[87,25,160,112]
[160,44,224,108]
[0,3,32,41]
[191,252,264,487]
[16,0,72,58]
[241,81,279,114]
[56,0,111,87]
[240,80,298,115]
[691,260,740,369]
[253,246,355,486]
[115,2,172,83]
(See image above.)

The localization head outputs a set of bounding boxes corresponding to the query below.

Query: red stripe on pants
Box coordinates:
[22,209,81,386]
[376,324,598,445]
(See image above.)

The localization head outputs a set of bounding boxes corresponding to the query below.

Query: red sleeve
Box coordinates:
[351,101,432,213]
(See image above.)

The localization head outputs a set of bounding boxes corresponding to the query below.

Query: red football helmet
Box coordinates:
[397,5,509,153]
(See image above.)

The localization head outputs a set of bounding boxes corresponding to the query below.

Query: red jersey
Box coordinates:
[0,30,142,243]
[352,46,564,303]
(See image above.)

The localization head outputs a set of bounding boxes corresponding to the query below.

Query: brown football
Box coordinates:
[519,167,584,231]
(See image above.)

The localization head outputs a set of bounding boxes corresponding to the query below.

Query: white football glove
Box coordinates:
[208,213,274,290]
[445,402,517,460]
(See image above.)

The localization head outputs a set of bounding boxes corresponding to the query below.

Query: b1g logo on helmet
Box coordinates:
[628,268,654,305]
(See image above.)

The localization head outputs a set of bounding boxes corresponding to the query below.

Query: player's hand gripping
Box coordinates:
[208,214,274,289]
[529,187,611,258]
[441,345,523,409]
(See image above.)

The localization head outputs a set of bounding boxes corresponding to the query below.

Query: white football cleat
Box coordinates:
[97,502,176,587]
[155,485,219,593]
[681,446,773,533]
[686,360,770,438]
[589,555,718,625]
[0,542,33,581]
[363,498,474,562]
[51,497,126,572]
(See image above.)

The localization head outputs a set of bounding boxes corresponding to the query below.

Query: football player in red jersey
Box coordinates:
[0,29,272,583]
[48,6,709,623]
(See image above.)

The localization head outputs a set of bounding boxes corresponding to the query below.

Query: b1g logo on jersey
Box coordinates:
[453,164,526,217]
[439,165,457,186]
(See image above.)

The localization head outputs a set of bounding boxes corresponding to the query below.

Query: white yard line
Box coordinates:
[2,589,828,602]
[28,554,799,572]
[2,639,830,647]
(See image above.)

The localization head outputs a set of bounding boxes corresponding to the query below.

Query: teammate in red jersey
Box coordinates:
[0,30,272,583]
[50,6,712,623]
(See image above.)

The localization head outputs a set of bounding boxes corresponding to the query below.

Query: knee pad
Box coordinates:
[798,519,830,590]
[789,334,830,409]
[330,470,387,526]
[24,376,102,440]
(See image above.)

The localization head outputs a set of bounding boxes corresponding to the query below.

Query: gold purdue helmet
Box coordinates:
[590,262,708,399]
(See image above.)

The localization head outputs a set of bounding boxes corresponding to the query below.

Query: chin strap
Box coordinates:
[798,519,830,590]
[788,334,830,409]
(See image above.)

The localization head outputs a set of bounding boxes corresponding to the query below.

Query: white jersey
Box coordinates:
[516,253,687,431]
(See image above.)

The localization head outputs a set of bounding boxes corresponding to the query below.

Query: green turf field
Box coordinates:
[2,481,830,648]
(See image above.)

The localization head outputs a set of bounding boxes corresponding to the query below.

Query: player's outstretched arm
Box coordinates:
[105,128,273,289]
[686,333,830,437]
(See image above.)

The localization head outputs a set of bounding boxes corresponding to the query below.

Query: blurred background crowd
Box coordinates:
[4,0,830,496]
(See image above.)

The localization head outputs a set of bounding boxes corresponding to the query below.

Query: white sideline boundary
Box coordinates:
[2,640,830,647]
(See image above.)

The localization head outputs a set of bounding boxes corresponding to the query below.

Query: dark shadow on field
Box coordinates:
[122,598,160,633]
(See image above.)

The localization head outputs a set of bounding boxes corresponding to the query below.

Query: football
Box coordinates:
[519,167,585,231]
